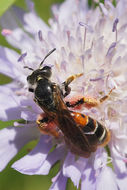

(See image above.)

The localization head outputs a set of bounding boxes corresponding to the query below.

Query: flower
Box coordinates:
[0,0,127,189]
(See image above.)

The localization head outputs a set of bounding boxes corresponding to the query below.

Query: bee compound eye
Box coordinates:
[40,66,52,78]
[27,75,30,81]
[26,73,36,85]
[42,66,51,70]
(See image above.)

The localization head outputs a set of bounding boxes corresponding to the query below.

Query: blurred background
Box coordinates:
[0,0,96,190]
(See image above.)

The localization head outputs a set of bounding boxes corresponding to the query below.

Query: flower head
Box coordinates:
[0,0,127,189]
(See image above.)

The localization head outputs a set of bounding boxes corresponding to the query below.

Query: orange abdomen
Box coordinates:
[70,111,110,146]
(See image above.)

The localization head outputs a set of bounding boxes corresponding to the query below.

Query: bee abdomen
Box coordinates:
[71,111,110,147]
[83,117,110,146]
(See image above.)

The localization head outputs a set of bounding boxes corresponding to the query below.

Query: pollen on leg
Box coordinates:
[36,113,60,138]
[65,94,85,110]
[65,87,115,110]
[65,94,100,109]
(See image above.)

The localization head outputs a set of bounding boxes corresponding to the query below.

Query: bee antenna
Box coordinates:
[40,48,56,67]
[24,66,34,71]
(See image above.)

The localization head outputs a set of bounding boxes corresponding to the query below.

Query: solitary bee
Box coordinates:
[25,48,112,158]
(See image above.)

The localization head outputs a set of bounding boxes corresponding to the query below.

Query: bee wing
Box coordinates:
[55,91,91,153]
[58,109,91,153]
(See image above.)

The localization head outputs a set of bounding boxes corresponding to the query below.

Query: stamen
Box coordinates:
[106,42,116,56]
[112,18,119,32]
[79,22,93,32]
[79,22,87,50]
[79,22,93,51]
[90,77,102,82]
[1,29,12,36]
[66,30,70,39]
[38,30,43,41]
[18,52,27,62]
[112,18,119,42]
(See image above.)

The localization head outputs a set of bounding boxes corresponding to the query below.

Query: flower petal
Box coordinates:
[93,149,107,170]
[116,175,127,190]
[0,9,19,30]
[51,0,88,24]
[21,110,37,121]
[81,165,96,190]
[0,125,39,171]
[35,145,65,175]
[111,145,127,175]
[12,135,52,175]
[50,171,67,190]
[63,152,87,188]
[96,166,118,190]
[23,11,49,35]
[0,85,22,121]
[0,46,20,79]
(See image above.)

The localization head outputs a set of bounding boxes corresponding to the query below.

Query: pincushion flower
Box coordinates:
[0,0,127,189]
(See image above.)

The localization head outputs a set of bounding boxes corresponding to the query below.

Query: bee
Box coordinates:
[25,48,112,158]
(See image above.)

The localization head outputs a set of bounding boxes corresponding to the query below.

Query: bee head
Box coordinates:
[27,66,52,85]
[24,48,56,85]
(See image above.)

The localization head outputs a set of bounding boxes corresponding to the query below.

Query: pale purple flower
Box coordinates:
[0,0,127,189]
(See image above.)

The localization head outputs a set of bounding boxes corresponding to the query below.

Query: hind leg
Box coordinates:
[36,113,60,138]
[66,88,115,109]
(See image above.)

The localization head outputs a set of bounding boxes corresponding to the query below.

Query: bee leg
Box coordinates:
[99,87,115,103]
[36,114,60,138]
[66,87,115,108]
[62,73,83,97]
[66,96,99,108]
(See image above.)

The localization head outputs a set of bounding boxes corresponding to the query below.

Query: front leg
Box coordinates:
[61,73,83,97]
[36,113,60,138]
